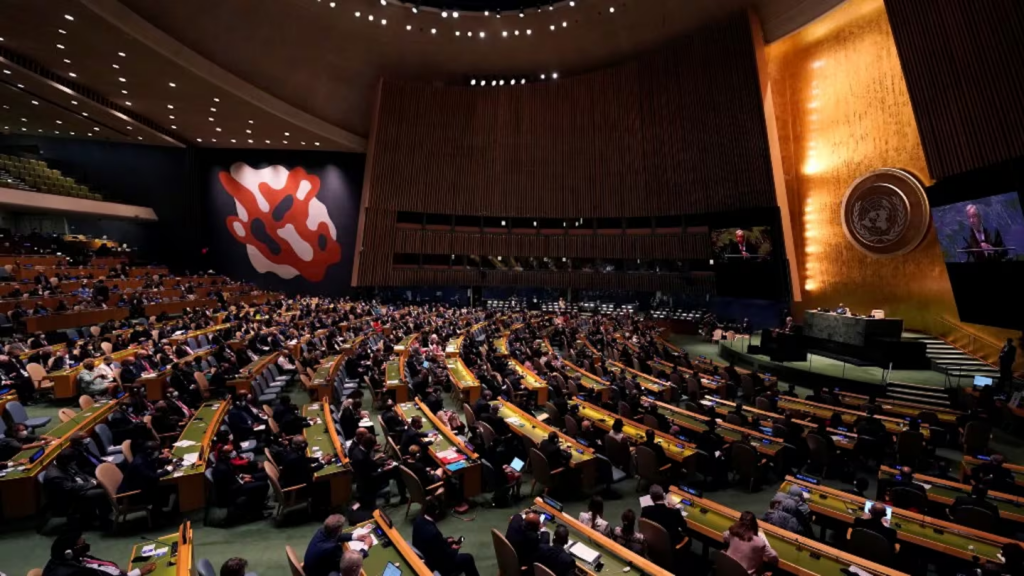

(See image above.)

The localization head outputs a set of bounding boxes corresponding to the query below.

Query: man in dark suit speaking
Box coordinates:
[963,204,1007,261]
[729,229,761,260]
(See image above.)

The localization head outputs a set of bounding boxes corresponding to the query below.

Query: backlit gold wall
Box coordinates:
[765,0,1018,364]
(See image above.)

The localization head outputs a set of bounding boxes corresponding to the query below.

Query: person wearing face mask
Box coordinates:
[211,443,270,523]
[0,353,37,404]
[0,422,55,461]
[165,389,194,422]
[68,432,103,477]
[118,440,175,516]
[117,356,141,386]
[44,448,112,529]
[43,530,156,576]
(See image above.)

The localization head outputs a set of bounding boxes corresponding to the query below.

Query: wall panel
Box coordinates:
[884,0,1024,179]
[357,12,775,290]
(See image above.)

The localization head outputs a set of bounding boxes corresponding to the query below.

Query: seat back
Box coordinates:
[264,460,285,500]
[6,401,29,424]
[897,430,925,466]
[528,447,555,487]
[196,559,217,576]
[639,518,673,569]
[399,465,427,505]
[563,416,579,437]
[806,433,830,467]
[58,408,77,422]
[25,362,47,384]
[890,487,929,512]
[95,462,123,500]
[604,434,632,472]
[686,378,701,397]
[79,395,95,410]
[100,342,113,355]
[543,402,561,424]
[491,529,522,576]
[28,569,44,576]
[730,443,758,477]
[462,404,476,427]
[285,545,306,576]
[963,421,991,455]
[533,564,556,576]
[714,550,750,576]
[755,397,771,412]
[634,445,661,484]
[848,528,893,564]
[566,380,579,397]
[952,505,997,533]
[95,423,115,450]
[477,421,496,449]
[725,414,743,426]
[618,401,632,419]
[122,440,134,463]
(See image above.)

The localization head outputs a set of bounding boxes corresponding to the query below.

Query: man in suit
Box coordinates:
[505,512,548,568]
[303,515,373,576]
[853,501,897,553]
[67,432,103,477]
[473,390,493,420]
[412,498,480,576]
[119,440,175,514]
[640,484,688,546]
[539,431,572,470]
[951,484,1001,524]
[400,416,434,455]
[729,229,761,260]
[350,434,407,506]
[278,436,329,489]
[43,531,157,576]
[211,443,269,520]
[641,429,671,469]
[480,403,511,437]
[44,449,111,528]
[535,525,576,576]
[273,395,310,436]
[963,204,1008,261]
[1000,338,1017,387]
[380,400,407,440]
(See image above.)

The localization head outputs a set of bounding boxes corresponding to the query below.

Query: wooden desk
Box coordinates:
[167,323,235,347]
[658,399,786,457]
[128,521,193,576]
[23,307,130,333]
[493,333,510,356]
[343,510,434,576]
[309,355,341,402]
[606,360,673,401]
[570,399,696,463]
[303,402,352,508]
[559,359,610,402]
[777,397,931,438]
[838,392,961,424]
[665,487,906,576]
[533,497,673,576]
[145,299,215,318]
[396,398,482,497]
[493,400,597,491]
[509,358,549,406]
[878,466,1024,524]
[136,350,214,401]
[781,476,1018,563]
[385,360,409,403]
[445,356,481,404]
[0,399,118,518]
[164,401,229,512]
[229,353,279,397]
[0,255,65,267]
[445,335,464,358]
[962,456,1024,487]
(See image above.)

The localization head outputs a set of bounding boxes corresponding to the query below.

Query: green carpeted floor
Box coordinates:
[2,335,1020,576]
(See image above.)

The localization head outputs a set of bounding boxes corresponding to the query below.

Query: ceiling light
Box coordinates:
[211,139,216,142]
[283,140,288,144]
[442,11,448,17]
[56,120,62,124]
[570,1,575,5]
[456,31,461,36]
[2,70,9,74]
[315,142,320,146]
[265,139,270,144]
[246,129,251,134]
[453,11,459,18]
[31,100,38,105]
[520,9,524,17]
[137,136,143,140]
[562,21,567,27]
[121,90,128,94]
[499,80,505,85]
[231,139,236,143]
[210,107,216,112]
[248,120,254,124]
[64,14,74,20]
[380,0,386,4]
[59,29,67,34]
[125,101,131,106]
[216,127,222,132]
[93,127,99,131]
[171,125,177,129]
[552,72,559,78]
[70,132,75,135]
[491,80,497,86]
[169,115,175,119]
[213,98,220,102]
[126,126,132,130]
[609,6,615,12]
[284,132,290,136]
[112,64,119,69]
[64,59,71,63]
[521,78,526,84]
[355,11,361,17]
[81,112,88,116]
[540,74,546,79]
[71,100,78,105]
[479,31,485,37]
[470,79,476,86]
[118,77,126,82]
[515,30,519,35]
[412,6,418,13]
[68,72,77,77]
[406,25,411,30]
[16,84,23,88]
[167,104,174,109]
[248,139,253,143]
[502,31,507,37]
[208,117,214,121]
[431,28,436,34]
[381,19,386,25]
[550,25,555,30]
[197,138,203,142]
[526,29,532,34]
[368,15,373,21]
[169,82,176,87]
[57,44,65,49]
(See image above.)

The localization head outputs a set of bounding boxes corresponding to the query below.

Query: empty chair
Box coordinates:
[640,517,686,570]
[285,545,306,576]
[604,434,632,477]
[269,364,291,382]
[398,465,444,518]
[951,505,997,533]
[755,397,772,412]
[635,445,669,492]
[543,402,561,425]
[847,528,894,565]
[730,443,763,492]
[207,355,219,367]
[462,404,477,428]
[492,529,525,576]
[264,460,310,524]
[200,360,211,372]
[196,559,217,576]
[198,335,210,350]
[963,421,991,455]
[805,433,832,476]
[187,337,200,352]
[528,447,565,496]
[95,463,152,530]
[563,415,579,437]
[890,487,929,512]
[24,363,55,398]
[94,424,123,455]
[6,401,51,430]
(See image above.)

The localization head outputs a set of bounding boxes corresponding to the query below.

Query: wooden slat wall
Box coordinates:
[357,13,774,290]
[884,0,1024,179]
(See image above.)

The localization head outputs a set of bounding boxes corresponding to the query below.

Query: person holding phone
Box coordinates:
[413,498,480,576]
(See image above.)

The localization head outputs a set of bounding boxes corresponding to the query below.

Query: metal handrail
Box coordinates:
[928,315,1004,366]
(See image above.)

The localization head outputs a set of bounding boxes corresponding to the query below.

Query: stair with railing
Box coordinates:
[902,332,1002,387]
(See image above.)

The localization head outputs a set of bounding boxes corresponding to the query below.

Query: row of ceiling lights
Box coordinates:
[2,14,323,147]
[468,72,558,86]
[346,1,619,37]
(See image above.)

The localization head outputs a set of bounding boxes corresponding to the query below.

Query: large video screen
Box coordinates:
[931,192,1024,263]
[927,159,1024,330]
[711,226,773,262]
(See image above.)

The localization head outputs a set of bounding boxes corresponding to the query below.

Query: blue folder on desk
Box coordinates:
[446,460,469,472]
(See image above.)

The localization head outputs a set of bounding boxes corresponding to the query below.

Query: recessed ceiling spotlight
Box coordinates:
[56,44,65,49]
[30,100,38,105]
[56,120,62,124]
[265,139,270,144]
[64,59,71,63]
[137,136,143,140]
[2,70,9,74]
[171,125,177,129]
[121,90,128,94]
[491,80,497,86]
[216,127,222,132]
[380,0,386,4]
[456,31,461,36]
[540,74,546,79]
[211,139,216,142]
[431,28,436,34]
[519,9,524,17]
[169,82,176,87]
[562,21,567,27]
[248,120,254,124]
[381,19,386,25]
[125,101,131,106]
[93,127,99,131]
[355,11,361,17]
[59,29,67,34]
[208,117,214,121]
[246,129,252,134]
[406,24,411,30]
[499,80,505,85]
[112,64,119,69]
[550,24,554,30]
[552,72,559,79]
[479,31,485,37]
[283,140,288,144]
[118,77,126,82]
[69,72,77,77]
[247,139,253,143]
[315,142,320,146]
[441,11,448,17]
[412,6,418,13]
[17,83,24,87]
[502,31,507,37]
[526,29,532,34]
[515,30,519,35]
[169,115,175,119]
[609,6,615,12]
[126,126,132,130]
[569,1,575,5]
[82,112,88,116]
[64,14,74,20]
[232,139,237,143]
[117,51,126,57]
[329,1,335,6]
[284,132,290,136]
[197,138,203,142]
[368,14,373,21]
[470,79,476,86]
[210,107,217,112]
[521,78,526,84]
[453,11,459,18]
[213,97,220,102]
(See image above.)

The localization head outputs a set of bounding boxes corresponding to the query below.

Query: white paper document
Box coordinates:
[639,495,654,508]
[182,452,200,465]
[567,541,601,564]
[173,440,198,448]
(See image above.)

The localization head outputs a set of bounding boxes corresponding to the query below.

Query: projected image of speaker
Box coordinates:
[931,192,1024,263]
[712,226,773,262]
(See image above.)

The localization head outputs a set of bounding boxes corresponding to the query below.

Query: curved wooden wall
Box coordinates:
[355,12,775,289]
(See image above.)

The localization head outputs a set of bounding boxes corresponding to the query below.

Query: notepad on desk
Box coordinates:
[182,452,200,465]
[567,541,601,564]
[173,440,198,448]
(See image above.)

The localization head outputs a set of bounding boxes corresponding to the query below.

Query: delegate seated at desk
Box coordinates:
[303,515,373,576]
[43,531,157,576]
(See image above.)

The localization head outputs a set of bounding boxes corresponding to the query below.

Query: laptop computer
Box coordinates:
[509,457,526,472]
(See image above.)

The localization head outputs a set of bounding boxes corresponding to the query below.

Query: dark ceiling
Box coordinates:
[0,0,844,152]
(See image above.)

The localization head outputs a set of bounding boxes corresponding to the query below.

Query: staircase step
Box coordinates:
[933,359,992,366]
[885,392,951,406]
[887,386,949,400]
[926,352,972,359]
